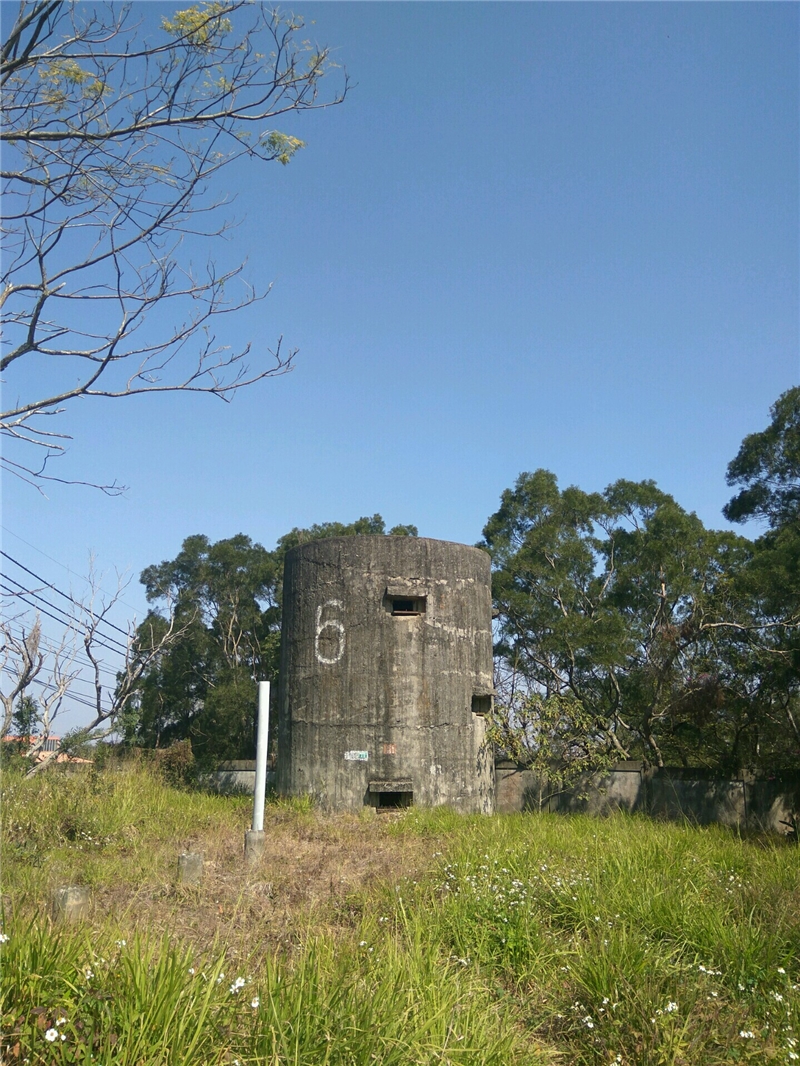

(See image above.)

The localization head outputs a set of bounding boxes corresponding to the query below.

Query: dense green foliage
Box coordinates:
[482,388,800,774]
[481,470,796,771]
[724,386,800,529]
[723,386,800,768]
[2,765,799,1064]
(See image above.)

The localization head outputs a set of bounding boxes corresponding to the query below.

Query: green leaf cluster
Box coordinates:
[482,461,796,773]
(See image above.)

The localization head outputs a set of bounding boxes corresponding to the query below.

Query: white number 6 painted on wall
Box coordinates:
[315,600,345,665]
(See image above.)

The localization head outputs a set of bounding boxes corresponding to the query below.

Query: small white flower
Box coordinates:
[188,967,195,975]
[739,1031,755,1039]
[229,976,246,994]
[56,1017,66,1026]
[115,939,126,948]
[778,967,786,974]
[665,1002,678,1013]
[359,940,367,947]
[250,997,260,1009]
[0,933,8,943]
[788,1053,798,1062]
[84,967,94,979]
[44,1029,59,1042]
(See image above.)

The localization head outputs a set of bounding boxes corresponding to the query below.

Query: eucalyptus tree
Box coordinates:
[482,470,759,771]
[723,386,800,762]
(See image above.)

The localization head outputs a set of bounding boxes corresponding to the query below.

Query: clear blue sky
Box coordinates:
[3,2,798,732]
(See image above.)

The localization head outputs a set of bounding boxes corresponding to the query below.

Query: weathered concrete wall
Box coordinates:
[495,760,799,835]
[278,536,494,813]
[199,763,276,795]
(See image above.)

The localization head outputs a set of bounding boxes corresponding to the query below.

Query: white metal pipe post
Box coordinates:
[251,680,270,833]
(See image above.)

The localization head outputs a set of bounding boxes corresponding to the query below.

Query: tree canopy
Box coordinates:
[482,468,795,773]
[8,392,798,775]
[724,386,800,528]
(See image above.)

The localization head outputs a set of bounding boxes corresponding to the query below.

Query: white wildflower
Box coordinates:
[0,933,8,943]
[45,1029,59,1042]
[739,1031,755,1039]
[250,996,260,1009]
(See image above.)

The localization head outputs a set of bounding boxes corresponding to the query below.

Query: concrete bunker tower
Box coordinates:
[277,536,494,813]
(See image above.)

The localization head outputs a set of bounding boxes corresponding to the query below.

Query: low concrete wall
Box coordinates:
[201,761,275,795]
[495,760,799,835]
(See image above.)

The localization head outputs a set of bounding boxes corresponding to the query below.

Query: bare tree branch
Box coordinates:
[1,1,347,490]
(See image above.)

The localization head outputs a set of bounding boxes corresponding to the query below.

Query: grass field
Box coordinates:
[1,763,798,1064]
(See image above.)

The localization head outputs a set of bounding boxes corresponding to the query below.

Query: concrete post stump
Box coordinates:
[177,851,204,884]
[244,829,265,863]
[52,885,91,923]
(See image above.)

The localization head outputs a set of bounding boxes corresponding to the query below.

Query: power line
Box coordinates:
[1,549,131,638]
[24,675,99,712]
[1,582,129,656]
[0,526,142,615]
[2,574,78,627]
[3,608,125,672]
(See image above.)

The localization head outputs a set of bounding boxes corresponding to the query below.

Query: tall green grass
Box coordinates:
[2,767,798,1064]
[1,911,533,1064]
[1,762,250,902]
[403,811,800,1064]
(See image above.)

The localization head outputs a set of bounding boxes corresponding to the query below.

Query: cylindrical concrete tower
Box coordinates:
[277,536,494,813]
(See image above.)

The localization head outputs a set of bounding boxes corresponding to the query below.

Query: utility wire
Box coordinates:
[24,675,99,712]
[0,528,142,615]
[1,549,131,640]
[0,582,129,656]
[2,574,79,627]
[1,572,131,651]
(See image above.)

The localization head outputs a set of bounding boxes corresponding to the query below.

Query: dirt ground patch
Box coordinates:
[89,807,443,967]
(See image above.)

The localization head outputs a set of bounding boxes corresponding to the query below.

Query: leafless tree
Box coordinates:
[1,1,347,491]
[1,615,79,740]
[25,579,190,775]
[1,566,192,774]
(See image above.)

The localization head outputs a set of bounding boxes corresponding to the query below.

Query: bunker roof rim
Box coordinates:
[283,534,491,561]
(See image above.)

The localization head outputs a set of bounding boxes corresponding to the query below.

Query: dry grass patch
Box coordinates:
[102,807,441,964]
[2,767,444,966]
